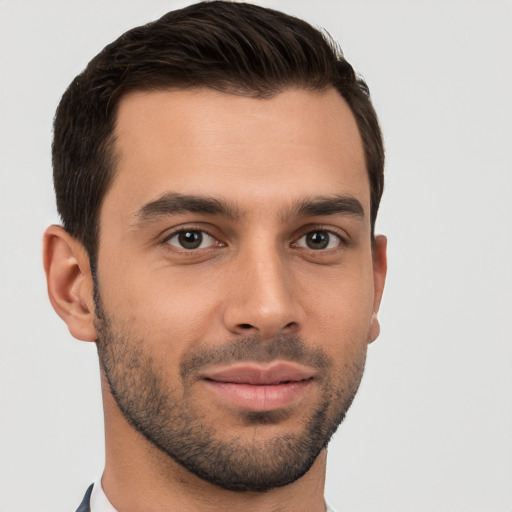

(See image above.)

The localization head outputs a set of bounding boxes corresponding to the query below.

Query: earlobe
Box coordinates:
[368,235,387,343]
[43,225,97,342]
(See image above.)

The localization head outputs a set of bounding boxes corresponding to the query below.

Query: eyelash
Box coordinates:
[293,229,345,251]
[162,226,223,252]
[160,225,348,253]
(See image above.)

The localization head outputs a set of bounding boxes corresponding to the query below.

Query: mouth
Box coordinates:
[200,362,315,412]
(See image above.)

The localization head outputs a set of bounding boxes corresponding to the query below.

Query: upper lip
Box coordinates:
[201,362,315,385]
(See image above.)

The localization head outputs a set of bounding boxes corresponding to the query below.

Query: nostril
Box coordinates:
[238,323,254,330]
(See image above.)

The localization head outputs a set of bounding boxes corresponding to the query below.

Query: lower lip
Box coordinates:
[203,380,311,411]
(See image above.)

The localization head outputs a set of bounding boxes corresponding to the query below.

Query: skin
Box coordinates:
[44,87,387,512]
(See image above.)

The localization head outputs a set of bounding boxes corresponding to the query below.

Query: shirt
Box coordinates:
[90,478,338,512]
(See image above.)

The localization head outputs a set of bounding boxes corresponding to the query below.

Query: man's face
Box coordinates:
[93,87,386,491]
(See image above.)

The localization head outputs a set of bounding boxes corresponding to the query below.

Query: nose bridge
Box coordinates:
[223,237,301,338]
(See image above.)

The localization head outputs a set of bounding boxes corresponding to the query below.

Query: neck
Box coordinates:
[101,382,328,512]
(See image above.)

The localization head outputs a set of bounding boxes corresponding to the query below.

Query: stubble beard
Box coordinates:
[94,292,367,492]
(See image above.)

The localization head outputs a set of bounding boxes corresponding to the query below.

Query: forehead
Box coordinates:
[105,87,369,221]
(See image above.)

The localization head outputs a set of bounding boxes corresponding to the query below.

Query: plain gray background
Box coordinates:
[1,1,511,511]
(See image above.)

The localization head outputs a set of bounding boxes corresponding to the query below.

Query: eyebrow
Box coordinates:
[135,192,241,223]
[289,195,365,220]
[134,192,364,225]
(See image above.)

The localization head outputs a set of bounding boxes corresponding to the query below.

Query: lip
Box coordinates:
[201,362,315,411]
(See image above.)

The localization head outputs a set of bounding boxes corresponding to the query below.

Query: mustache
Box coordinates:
[180,335,331,379]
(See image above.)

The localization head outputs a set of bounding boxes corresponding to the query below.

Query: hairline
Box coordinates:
[89,82,372,263]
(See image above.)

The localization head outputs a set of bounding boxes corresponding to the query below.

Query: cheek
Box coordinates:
[97,261,224,353]
[300,259,375,331]
[296,259,375,374]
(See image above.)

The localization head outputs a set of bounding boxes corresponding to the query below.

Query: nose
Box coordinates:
[222,246,303,339]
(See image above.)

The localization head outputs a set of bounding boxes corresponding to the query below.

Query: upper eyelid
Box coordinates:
[165,229,215,241]
[292,230,344,249]
[297,229,342,240]
[160,224,220,242]
[291,224,350,243]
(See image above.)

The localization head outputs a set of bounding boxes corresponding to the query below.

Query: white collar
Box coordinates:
[90,477,336,512]
[90,478,118,512]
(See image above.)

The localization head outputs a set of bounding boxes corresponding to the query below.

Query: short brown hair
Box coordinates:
[52,1,384,261]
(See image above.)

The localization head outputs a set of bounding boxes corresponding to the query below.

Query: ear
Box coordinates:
[368,234,387,343]
[43,225,97,342]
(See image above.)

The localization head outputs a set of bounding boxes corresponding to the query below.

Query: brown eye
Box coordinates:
[306,231,329,249]
[178,231,202,249]
[296,230,341,250]
[166,230,216,250]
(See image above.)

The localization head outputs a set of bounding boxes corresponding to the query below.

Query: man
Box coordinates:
[43,1,387,511]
